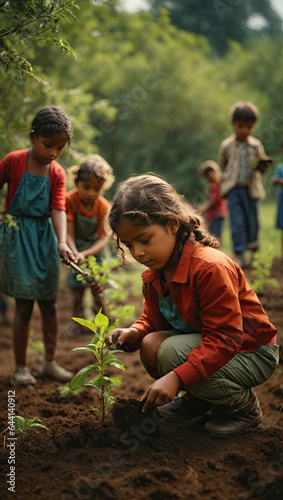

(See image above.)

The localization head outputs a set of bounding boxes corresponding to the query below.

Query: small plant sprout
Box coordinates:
[14,416,49,444]
[57,382,82,398]
[71,306,135,423]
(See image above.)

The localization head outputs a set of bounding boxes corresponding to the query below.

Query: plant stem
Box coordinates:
[101,347,105,424]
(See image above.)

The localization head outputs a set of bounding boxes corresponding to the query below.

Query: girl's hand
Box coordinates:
[75,252,85,265]
[58,242,77,264]
[106,327,140,350]
[90,281,104,297]
[140,371,183,413]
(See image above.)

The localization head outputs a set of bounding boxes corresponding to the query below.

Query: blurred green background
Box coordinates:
[1,0,283,258]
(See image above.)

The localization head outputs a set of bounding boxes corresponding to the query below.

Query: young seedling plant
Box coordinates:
[71,306,135,423]
[14,416,49,445]
[57,382,82,398]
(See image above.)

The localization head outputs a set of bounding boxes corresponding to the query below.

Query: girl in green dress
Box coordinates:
[0,106,76,386]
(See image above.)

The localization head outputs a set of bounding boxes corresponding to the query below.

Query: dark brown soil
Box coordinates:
[112,398,157,431]
[0,261,283,500]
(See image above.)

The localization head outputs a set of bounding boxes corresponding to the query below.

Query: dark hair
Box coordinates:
[229,101,259,123]
[109,174,220,261]
[203,166,214,176]
[31,106,73,145]
[75,154,114,190]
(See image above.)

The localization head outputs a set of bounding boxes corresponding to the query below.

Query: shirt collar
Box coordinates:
[231,133,258,148]
[141,239,195,286]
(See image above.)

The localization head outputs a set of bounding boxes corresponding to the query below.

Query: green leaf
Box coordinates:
[29,423,49,431]
[90,407,102,415]
[104,394,116,408]
[104,359,126,371]
[71,317,97,332]
[108,377,122,385]
[71,346,97,353]
[86,344,100,353]
[89,375,101,385]
[94,310,109,328]
[91,376,110,387]
[71,364,97,391]
[108,348,124,354]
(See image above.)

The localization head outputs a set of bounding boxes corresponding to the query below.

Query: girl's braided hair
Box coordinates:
[30,106,73,144]
[109,174,220,261]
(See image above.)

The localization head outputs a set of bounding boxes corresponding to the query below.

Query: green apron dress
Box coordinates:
[67,211,103,288]
[0,172,60,300]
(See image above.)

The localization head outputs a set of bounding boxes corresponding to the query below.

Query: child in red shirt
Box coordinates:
[103,174,278,435]
[198,160,228,244]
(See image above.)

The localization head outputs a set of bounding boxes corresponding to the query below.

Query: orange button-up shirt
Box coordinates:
[131,240,277,387]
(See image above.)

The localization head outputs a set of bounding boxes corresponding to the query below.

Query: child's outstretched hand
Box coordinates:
[58,242,77,264]
[106,327,140,350]
[140,371,183,413]
[90,281,104,296]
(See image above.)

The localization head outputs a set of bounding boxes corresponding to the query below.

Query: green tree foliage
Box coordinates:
[0,0,78,79]
[0,0,115,168]
[1,0,282,203]
[54,3,244,197]
[148,0,282,55]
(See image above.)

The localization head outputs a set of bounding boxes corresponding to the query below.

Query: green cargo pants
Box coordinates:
[157,332,279,408]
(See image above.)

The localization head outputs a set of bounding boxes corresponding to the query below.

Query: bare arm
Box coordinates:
[51,209,77,263]
[66,220,78,255]
[80,236,109,259]
[198,199,216,214]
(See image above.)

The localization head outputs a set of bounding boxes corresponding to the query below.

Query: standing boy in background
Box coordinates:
[198,159,228,245]
[218,101,272,267]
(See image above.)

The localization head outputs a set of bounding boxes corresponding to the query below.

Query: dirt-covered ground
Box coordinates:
[0,261,283,500]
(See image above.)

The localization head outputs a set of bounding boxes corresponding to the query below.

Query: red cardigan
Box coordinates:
[0,149,67,212]
[131,240,277,387]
